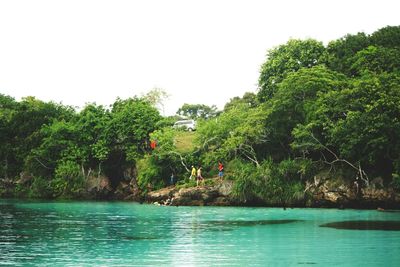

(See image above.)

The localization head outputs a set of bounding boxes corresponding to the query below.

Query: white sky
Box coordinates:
[0,0,399,115]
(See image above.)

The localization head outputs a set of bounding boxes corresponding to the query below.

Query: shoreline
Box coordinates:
[1,196,399,211]
[2,177,400,210]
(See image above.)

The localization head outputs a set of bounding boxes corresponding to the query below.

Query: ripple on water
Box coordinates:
[198,219,303,232]
[120,235,159,241]
[206,219,302,227]
[320,220,400,231]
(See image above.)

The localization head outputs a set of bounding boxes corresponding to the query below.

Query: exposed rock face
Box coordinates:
[146,180,235,206]
[306,177,400,209]
[0,178,16,197]
[2,169,399,209]
[116,167,141,201]
[145,177,400,209]
[86,175,113,199]
[114,181,142,201]
[146,186,177,202]
[361,187,398,206]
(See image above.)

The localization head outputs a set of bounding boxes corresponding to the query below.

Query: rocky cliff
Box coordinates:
[145,177,400,209]
[305,176,400,209]
[2,175,399,209]
[146,180,236,206]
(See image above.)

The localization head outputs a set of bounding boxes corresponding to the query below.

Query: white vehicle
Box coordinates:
[173,119,196,131]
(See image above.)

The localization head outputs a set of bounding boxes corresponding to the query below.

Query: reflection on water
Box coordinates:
[1,200,400,266]
[320,220,400,231]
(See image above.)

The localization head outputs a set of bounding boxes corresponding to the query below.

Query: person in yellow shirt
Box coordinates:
[189,166,196,180]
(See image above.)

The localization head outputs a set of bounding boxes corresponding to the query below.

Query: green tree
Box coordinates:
[74,104,111,177]
[258,39,326,101]
[0,94,19,178]
[26,119,78,179]
[109,97,161,162]
[370,25,400,49]
[6,96,74,179]
[350,46,400,75]
[176,103,219,120]
[262,66,348,160]
[196,102,267,167]
[326,32,370,76]
[224,92,258,111]
[292,72,400,181]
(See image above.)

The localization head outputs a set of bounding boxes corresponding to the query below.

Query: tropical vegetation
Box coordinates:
[1,26,400,204]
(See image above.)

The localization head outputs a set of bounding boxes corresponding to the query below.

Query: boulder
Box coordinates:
[215,180,234,196]
[16,172,33,184]
[146,186,177,202]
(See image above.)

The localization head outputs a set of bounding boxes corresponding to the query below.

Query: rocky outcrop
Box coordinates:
[306,176,400,209]
[2,169,399,209]
[86,175,113,199]
[360,187,399,207]
[145,176,400,209]
[114,181,140,201]
[146,180,236,206]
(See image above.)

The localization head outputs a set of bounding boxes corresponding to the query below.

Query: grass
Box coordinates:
[174,131,197,153]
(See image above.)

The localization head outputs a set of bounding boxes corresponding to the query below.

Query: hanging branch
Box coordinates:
[310,133,369,185]
[239,143,260,167]
[34,157,53,170]
[192,136,219,154]
[167,151,190,172]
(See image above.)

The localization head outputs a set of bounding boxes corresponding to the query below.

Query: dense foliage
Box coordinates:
[200,25,400,204]
[1,26,400,204]
[0,95,160,198]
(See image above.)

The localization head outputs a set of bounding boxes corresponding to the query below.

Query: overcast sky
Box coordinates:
[0,0,399,115]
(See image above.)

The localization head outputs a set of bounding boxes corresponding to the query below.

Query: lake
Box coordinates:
[1,200,400,266]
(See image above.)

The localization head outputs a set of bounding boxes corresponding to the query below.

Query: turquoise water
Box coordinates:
[1,200,400,266]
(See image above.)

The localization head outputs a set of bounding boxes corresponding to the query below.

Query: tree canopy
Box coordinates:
[176,103,219,120]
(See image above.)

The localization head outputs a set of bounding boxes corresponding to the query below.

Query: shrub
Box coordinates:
[51,160,85,198]
[29,176,52,199]
[231,159,306,206]
[392,174,400,191]
[136,155,164,193]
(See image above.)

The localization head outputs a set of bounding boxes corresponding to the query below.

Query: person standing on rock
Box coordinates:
[218,161,224,181]
[197,167,204,187]
[189,166,196,180]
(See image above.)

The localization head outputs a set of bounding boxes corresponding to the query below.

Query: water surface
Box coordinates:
[1,200,400,266]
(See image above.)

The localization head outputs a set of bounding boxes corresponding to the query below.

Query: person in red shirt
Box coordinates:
[218,161,224,180]
[150,140,157,150]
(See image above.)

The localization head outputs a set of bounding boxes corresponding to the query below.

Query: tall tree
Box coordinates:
[326,32,370,76]
[258,39,326,101]
[292,72,400,180]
